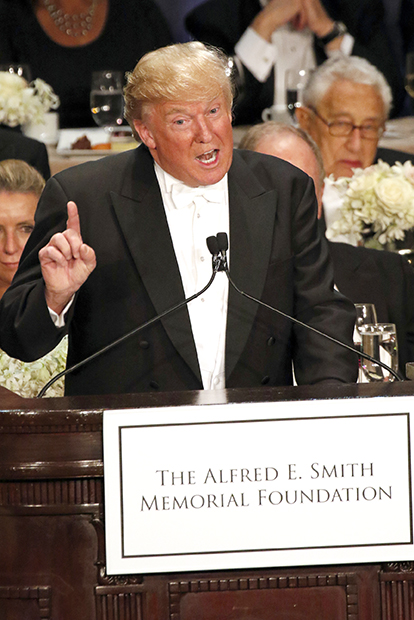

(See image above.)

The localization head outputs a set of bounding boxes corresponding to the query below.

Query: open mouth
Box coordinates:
[196,149,218,164]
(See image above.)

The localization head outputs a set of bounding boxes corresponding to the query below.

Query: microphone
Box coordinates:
[37,247,223,397]
[208,232,403,383]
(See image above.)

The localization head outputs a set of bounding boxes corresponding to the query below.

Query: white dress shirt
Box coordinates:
[235,11,354,113]
[154,163,230,390]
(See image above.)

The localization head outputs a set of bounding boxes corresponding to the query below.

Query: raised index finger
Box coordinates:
[66,201,81,236]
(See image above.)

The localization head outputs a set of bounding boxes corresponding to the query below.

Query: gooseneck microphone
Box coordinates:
[37,247,223,397]
[207,232,403,383]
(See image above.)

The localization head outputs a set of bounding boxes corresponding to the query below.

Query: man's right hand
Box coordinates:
[251,0,303,41]
[39,201,96,315]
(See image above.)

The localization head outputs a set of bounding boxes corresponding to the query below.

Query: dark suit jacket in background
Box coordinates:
[0,146,357,396]
[328,241,414,376]
[0,126,50,180]
[185,0,405,124]
[375,147,414,166]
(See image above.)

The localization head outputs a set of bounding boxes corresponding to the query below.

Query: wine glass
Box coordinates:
[354,303,378,331]
[90,70,124,133]
[285,69,311,121]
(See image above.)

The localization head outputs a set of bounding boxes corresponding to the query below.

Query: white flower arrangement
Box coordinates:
[0,336,68,398]
[326,160,414,247]
[0,71,60,128]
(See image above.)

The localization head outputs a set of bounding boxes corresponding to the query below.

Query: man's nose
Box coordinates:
[195,117,213,142]
[345,126,363,151]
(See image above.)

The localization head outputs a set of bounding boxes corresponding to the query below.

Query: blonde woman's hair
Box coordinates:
[0,159,45,196]
[124,41,234,136]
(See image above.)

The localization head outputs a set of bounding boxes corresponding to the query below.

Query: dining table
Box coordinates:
[47,116,414,177]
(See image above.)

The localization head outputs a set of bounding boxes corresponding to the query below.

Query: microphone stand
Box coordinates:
[210,233,403,383]
[37,251,222,397]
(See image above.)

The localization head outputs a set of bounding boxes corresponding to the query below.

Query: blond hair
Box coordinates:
[124,42,234,133]
[0,159,45,196]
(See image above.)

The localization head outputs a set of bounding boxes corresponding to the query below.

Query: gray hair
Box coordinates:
[302,55,392,117]
[239,121,325,188]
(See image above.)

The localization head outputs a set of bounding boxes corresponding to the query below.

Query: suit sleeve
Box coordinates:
[289,176,358,384]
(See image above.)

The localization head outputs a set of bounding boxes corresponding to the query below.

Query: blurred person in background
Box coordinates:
[0,159,66,397]
[295,55,392,242]
[0,0,172,128]
[0,126,50,180]
[185,0,405,125]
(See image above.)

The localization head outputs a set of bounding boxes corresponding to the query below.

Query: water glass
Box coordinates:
[90,70,124,131]
[285,69,311,119]
[354,302,378,349]
[358,323,398,382]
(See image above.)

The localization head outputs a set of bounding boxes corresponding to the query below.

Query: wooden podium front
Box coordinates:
[0,381,413,620]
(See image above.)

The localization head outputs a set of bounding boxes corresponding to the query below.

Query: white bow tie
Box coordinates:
[170,183,224,210]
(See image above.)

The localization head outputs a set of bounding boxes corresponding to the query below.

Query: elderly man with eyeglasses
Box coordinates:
[295,55,391,244]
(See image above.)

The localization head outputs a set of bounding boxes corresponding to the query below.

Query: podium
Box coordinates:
[0,381,413,620]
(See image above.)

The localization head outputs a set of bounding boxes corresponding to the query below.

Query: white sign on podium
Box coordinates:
[103,394,413,575]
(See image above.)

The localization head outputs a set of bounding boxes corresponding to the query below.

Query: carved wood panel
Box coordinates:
[381,563,414,620]
[169,572,358,620]
[0,585,51,619]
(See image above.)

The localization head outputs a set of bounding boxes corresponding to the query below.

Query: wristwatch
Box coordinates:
[316,21,348,46]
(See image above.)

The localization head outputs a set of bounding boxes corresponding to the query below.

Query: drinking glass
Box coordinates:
[354,303,378,329]
[405,52,414,99]
[358,323,398,382]
[90,70,124,132]
[285,69,311,120]
[354,302,378,350]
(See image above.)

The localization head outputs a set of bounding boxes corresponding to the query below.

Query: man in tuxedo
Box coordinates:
[239,120,414,375]
[0,127,50,180]
[185,0,405,124]
[0,42,357,396]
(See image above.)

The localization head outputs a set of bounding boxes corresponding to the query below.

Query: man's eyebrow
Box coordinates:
[165,107,190,116]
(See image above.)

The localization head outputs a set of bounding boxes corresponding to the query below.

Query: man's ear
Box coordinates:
[133,120,156,149]
[295,106,312,132]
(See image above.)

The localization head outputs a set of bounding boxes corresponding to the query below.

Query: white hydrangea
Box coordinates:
[328,160,414,246]
[0,72,60,128]
[0,336,68,398]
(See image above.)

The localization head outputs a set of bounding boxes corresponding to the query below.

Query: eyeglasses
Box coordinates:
[310,107,384,140]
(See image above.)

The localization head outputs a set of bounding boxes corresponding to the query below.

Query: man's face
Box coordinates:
[134,94,234,187]
[297,80,386,179]
[0,191,36,292]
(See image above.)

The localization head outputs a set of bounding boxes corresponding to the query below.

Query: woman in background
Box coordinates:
[0,159,67,397]
[0,0,172,127]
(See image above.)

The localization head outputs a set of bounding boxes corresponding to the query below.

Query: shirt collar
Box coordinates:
[154,162,228,210]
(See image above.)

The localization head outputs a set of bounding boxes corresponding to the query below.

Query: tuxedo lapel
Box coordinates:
[109,147,201,383]
[225,152,278,380]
